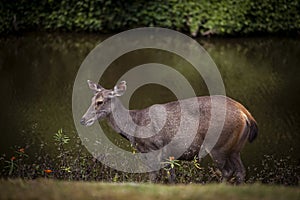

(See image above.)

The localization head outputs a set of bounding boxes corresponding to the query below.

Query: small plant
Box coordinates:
[161,156,182,182]
[3,148,30,177]
[130,144,137,155]
[161,156,181,171]
[4,156,18,176]
[53,128,72,178]
[192,156,202,170]
[113,173,120,182]
[54,128,70,145]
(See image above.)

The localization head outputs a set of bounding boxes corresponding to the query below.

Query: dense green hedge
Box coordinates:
[1,0,300,35]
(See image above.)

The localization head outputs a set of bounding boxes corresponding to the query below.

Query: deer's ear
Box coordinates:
[107,81,127,98]
[113,81,127,96]
[87,80,103,92]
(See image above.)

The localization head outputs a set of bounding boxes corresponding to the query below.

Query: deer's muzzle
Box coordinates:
[80,117,96,126]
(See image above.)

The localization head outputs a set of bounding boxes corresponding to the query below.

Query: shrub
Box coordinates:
[0,0,299,35]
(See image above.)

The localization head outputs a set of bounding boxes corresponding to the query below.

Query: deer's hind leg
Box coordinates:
[229,152,245,184]
[210,150,233,182]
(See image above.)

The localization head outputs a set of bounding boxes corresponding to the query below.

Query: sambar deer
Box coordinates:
[81,80,258,184]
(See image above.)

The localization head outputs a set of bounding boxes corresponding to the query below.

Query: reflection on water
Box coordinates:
[0,33,299,170]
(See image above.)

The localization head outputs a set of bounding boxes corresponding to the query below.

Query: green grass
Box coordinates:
[0,179,299,200]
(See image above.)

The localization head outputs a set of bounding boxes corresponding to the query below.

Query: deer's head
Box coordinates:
[80,80,127,126]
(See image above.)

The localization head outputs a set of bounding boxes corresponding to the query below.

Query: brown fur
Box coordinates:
[81,81,258,184]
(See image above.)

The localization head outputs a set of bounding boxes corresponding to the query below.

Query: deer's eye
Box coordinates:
[96,101,103,106]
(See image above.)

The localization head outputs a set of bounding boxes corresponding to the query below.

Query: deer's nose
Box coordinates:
[80,118,86,125]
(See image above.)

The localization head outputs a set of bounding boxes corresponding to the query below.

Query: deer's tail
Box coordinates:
[243,110,258,143]
[247,118,258,143]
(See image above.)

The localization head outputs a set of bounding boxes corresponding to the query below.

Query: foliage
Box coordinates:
[54,129,70,145]
[0,0,299,36]
[247,155,300,185]
[0,128,299,185]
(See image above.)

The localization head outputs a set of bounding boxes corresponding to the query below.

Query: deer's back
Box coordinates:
[131,95,252,159]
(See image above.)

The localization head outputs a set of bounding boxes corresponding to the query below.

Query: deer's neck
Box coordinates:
[106,98,138,143]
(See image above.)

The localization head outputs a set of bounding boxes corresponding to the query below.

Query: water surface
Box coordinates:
[0,33,299,171]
